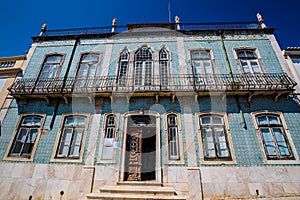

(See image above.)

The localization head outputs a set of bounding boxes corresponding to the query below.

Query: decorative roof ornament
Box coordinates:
[39,23,48,36]
[175,15,180,30]
[256,13,266,29]
[112,18,117,32]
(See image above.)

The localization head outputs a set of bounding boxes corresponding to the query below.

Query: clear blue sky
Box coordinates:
[0,0,299,57]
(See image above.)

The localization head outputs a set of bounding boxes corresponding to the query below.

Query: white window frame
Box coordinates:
[164,112,184,165]
[51,113,89,163]
[233,48,264,74]
[3,113,46,161]
[76,52,101,79]
[134,47,154,87]
[118,49,129,86]
[159,48,169,87]
[251,111,300,164]
[97,112,120,163]
[196,112,237,165]
[38,54,64,80]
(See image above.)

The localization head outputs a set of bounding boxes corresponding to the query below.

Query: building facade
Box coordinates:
[0,55,25,127]
[0,15,300,200]
[283,47,300,93]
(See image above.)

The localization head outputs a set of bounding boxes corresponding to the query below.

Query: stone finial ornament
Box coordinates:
[175,16,180,24]
[39,23,48,36]
[111,18,117,33]
[112,18,117,27]
[256,13,266,28]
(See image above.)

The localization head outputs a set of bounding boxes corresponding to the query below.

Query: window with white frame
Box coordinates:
[134,47,153,86]
[191,50,214,84]
[7,115,44,159]
[167,114,180,160]
[159,48,169,87]
[118,49,129,86]
[199,114,231,160]
[76,53,99,79]
[255,114,293,160]
[236,49,262,74]
[39,55,63,79]
[56,115,87,159]
[100,113,119,161]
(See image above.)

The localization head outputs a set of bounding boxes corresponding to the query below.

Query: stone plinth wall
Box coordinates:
[0,163,94,200]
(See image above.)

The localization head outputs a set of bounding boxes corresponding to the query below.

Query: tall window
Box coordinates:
[76,53,99,79]
[167,114,180,160]
[199,114,231,160]
[118,49,129,86]
[39,55,63,79]
[134,47,153,86]
[9,115,43,158]
[255,114,293,159]
[159,48,169,86]
[56,115,87,159]
[100,113,119,162]
[191,50,214,84]
[236,49,262,74]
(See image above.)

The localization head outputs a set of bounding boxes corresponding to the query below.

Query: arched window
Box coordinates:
[159,48,169,86]
[99,113,119,162]
[167,114,179,160]
[118,49,129,86]
[134,47,153,86]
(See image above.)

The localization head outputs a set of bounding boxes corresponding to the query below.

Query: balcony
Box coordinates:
[9,73,296,102]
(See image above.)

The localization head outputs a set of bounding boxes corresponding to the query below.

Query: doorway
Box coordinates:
[123,115,157,181]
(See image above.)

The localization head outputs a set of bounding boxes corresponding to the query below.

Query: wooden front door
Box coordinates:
[124,115,156,181]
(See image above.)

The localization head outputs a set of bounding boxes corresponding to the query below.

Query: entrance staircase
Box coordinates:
[86,182,187,200]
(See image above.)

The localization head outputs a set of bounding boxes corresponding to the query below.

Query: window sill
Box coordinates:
[263,159,300,165]
[2,156,34,162]
[50,157,83,163]
[200,158,237,165]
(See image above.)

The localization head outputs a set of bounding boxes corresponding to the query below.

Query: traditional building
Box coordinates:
[283,47,300,93]
[0,55,25,128]
[1,14,300,200]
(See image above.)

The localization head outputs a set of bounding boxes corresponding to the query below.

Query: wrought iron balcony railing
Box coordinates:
[9,73,296,97]
[41,22,262,37]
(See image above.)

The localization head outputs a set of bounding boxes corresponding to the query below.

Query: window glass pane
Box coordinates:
[66,117,75,126]
[160,49,168,60]
[107,115,115,126]
[273,128,290,156]
[237,51,245,58]
[251,61,261,73]
[246,50,256,58]
[58,128,72,156]
[203,61,213,74]
[82,54,98,62]
[203,128,215,157]
[46,55,62,63]
[215,129,229,157]
[75,116,86,125]
[260,128,276,156]
[268,116,279,125]
[212,116,222,125]
[257,116,268,125]
[201,116,211,125]
[28,128,38,143]
[168,115,177,126]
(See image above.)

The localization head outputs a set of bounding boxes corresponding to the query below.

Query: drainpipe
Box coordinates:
[49,37,79,129]
[219,31,247,129]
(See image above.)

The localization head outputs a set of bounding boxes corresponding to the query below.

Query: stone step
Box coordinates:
[99,185,177,195]
[86,192,187,200]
